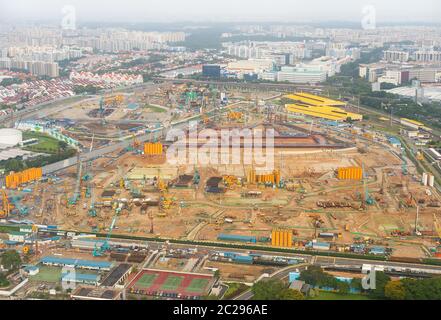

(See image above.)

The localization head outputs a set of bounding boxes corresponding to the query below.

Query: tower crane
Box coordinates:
[68,153,83,206]
[92,208,120,257]
[362,164,374,208]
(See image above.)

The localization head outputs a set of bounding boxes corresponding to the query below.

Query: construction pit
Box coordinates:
[16,122,441,260]
[11,87,441,260]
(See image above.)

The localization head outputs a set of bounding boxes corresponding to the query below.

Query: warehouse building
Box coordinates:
[202,65,221,78]
[400,118,425,130]
[284,92,362,122]
[71,286,123,300]
[39,256,113,271]
[61,273,101,286]
[100,263,132,288]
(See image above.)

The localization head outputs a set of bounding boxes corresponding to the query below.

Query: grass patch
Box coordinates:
[187,278,209,293]
[223,283,250,300]
[144,104,166,113]
[311,291,371,300]
[161,276,184,291]
[23,131,62,154]
[30,266,62,283]
[135,274,157,289]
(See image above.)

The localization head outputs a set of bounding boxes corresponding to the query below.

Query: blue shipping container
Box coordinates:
[218,234,257,243]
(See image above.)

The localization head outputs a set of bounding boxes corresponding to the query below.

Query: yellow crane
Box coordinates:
[0,190,10,219]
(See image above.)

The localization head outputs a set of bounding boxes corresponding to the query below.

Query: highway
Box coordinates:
[121,237,441,300]
[42,115,199,175]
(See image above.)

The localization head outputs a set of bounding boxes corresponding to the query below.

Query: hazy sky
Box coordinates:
[1,0,440,24]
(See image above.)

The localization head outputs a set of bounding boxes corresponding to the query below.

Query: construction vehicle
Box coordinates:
[223,175,238,189]
[132,134,140,150]
[9,193,29,216]
[92,208,120,257]
[104,95,124,107]
[227,111,243,122]
[193,169,200,185]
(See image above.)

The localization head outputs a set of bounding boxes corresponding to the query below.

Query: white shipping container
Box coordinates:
[422,173,428,186]
[429,175,435,187]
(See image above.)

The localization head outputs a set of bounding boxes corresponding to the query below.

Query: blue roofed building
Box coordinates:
[369,246,386,256]
[61,273,101,286]
[289,272,300,282]
[387,136,402,148]
[39,256,113,271]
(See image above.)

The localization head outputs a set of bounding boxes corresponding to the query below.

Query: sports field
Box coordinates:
[161,276,184,291]
[187,278,210,293]
[128,269,214,298]
[29,267,62,283]
[136,274,158,289]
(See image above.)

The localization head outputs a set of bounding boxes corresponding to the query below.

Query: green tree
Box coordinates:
[384,281,406,300]
[59,141,68,151]
[1,250,22,271]
[0,272,10,287]
[367,272,391,300]
[337,281,350,295]
[4,159,25,173]
[401,277,441,300]
[278,289,305,300]
[251,279,286,300]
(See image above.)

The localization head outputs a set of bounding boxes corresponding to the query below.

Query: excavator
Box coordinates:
[157,178,174,211]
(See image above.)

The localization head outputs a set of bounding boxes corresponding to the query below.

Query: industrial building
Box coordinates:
[71,286,123,300]
[217,234,257,243]
[284,92,362,122]
[61,273,101,286]
[39,256,113,271]
[100,263,132,288]
[202,65,221,78]
[400,118,426,130]
[277,66,327,84]
[0,129,22,147]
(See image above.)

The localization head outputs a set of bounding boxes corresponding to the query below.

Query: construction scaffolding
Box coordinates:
[271,229,293,248]
[5,168,43,189]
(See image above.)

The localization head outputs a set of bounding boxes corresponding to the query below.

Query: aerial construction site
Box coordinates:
[2,82,441,261]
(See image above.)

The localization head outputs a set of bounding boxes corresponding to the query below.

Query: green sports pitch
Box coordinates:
[135,274,157,289]
[186,278,209,293]
[161,276,184,291]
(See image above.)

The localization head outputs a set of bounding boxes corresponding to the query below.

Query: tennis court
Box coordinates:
[136,274,158,289]
[186,278,209,293]
[128,269,215,298]
[161,276,184,291]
